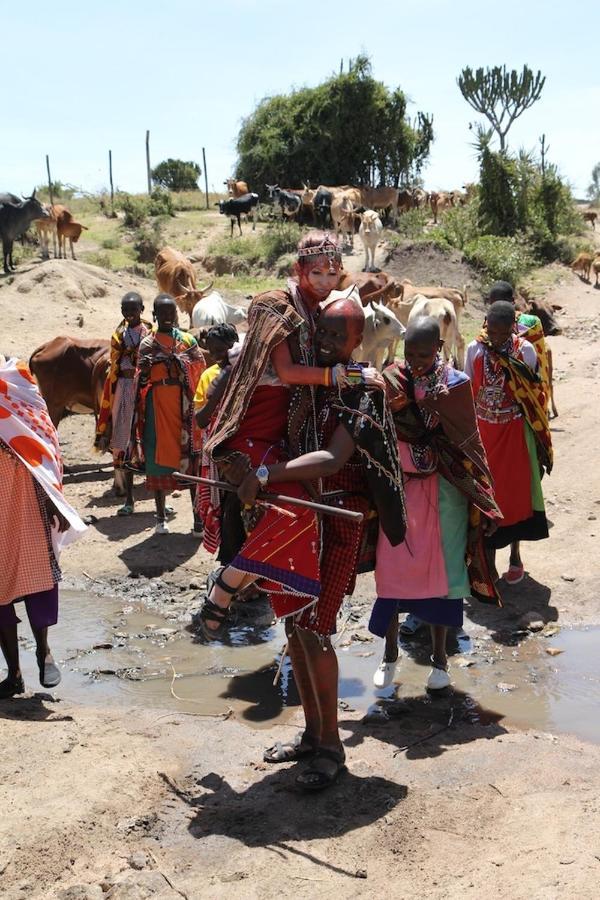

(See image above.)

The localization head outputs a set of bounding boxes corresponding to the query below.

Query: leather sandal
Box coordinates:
[195,569,238,641]
[263,732,318,764]
[0,674,25,699]
[37,650,61,688]
[296,747,347,792]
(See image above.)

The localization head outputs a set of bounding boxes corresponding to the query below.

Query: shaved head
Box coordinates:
[321,296,365,338]
[487,281,514,304]
[487,300,516,326]
[405,315,441,347]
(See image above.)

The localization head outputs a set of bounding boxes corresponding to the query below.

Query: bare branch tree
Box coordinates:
[457,65,546,151]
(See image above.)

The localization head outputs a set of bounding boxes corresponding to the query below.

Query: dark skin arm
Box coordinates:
[237,424,355,504]
[45,498,70,533]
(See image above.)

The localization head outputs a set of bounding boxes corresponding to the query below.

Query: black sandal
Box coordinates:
[263,732,318,764]
[195,569,238,641]
[295,747,347,792]
[0,675,25,699]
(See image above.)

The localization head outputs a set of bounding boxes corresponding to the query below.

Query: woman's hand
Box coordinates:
[46,499,70,533]
[238,471,261,506]
[221,453,252,485]
[362,367,385,390]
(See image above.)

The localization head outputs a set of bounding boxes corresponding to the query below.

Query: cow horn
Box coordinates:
[198,280,213,295]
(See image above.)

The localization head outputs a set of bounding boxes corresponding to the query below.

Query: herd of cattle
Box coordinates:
[0,190,88,273]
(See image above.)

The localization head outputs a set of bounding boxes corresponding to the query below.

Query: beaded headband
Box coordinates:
[297,237,341,261]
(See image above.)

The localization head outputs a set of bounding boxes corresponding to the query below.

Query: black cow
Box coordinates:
[0,190,48,273]
[313,188,333,227]
[265,184,302,220]
[216,192,259,237]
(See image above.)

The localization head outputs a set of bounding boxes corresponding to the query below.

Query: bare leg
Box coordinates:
[154,490,166,522]
[0,624,20,679]
[125,471,134,508]
[203,567,258,631]
[297,628,342,755]
[383,613,399,663]
[509,541,522,568]
[430,625,448,669]
[285,623,320,746]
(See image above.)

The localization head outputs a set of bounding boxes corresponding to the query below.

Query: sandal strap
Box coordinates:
[211,568,238,595]
[199,597,230,623]
[311,746,346,765]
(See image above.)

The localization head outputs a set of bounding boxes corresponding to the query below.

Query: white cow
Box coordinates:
[191,292,248,329]
[358,209,383,273]
[407,295,465,370]
[357,301,405,371]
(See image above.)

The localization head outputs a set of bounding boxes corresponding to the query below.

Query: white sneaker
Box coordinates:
[427,665,451,691]
[373,660,398,689]
[155,521,170,535]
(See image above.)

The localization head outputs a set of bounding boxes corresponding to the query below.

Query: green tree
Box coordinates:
[235,55,433,190]
[151,158,201,191]
[588,163,600,203]
[458,65,545,151]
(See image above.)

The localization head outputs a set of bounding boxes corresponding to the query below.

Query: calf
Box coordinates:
[191,291,248,329]
[155,246,214,324]
[217,192,260,236]
[571,252,594,282]
[394,278,467,324]
[358,209,383,272]
[407,295,465,369]
[583,211,597,230]
[225,178,250,198]
[265,185,301,220]
[357,301,405,370]
[57,219,88,259]
[330,192,356,249]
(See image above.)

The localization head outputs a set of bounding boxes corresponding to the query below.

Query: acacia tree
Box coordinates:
[151,158,201,191]
[235,55,433,190]
[458,65,545,151]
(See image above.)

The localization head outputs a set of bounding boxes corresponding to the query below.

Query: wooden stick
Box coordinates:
[145,130,152,195]
[173,472,364,523]
[202,147,209,210]
[46,154,54,206]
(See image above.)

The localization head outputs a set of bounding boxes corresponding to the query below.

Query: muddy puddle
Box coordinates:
[15,590,600,744]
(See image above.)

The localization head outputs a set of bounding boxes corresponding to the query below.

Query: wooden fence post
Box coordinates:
[202,147,209,209]
[46,155,54,205]
[146,130,152,195]
[108,149,115,215]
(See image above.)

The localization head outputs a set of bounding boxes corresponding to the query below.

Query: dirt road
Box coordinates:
[1,249,600,899]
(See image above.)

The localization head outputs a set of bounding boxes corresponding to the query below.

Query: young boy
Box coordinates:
[465,301,552,584]
[95,292,151,515]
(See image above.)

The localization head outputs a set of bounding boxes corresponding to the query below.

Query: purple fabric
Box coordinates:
[0,585,59,629]
[230,555,320,598]
[369,596,463,636]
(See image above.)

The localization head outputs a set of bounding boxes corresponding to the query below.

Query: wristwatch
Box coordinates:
[255,464,270,489]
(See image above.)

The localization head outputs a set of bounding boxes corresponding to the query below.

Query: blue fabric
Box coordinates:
[369,596,463,637]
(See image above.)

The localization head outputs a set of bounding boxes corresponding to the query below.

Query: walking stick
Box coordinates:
[173,472,364,523]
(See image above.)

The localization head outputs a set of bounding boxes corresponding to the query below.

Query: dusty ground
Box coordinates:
[1,230,600,899]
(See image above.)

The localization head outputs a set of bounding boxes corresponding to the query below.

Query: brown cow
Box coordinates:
[337,271,399,306]
[155,246,213,325]
[571,252,594,282]
[393,278,467,319]
[225,178,249,198]
[592,256,600,287]
[429,191,453,223]
[583,210,597,230]
[34,203,72,259]
[359,186,399,222]
[57,219,88,259]
[29,336,109,426]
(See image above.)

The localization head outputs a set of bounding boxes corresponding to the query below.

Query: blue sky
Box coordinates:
[4,0,598,197]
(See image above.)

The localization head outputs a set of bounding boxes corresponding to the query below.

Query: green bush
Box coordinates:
[207,221,302,272]
[463,234,536,285]
[101,236,120,250]
[118,193,149,228]
[434,201,480,251]
[148,188,174,218]
[392,208,429,239]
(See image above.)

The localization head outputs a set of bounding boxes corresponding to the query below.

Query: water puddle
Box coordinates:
[14,591,600,744]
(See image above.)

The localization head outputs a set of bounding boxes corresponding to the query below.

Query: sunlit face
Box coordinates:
[297,258,341,302]
[154,301,177,332]
[486,317,515,351]
[121,301,142,326]
[404,339,440,376]
[315,313,361,365]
